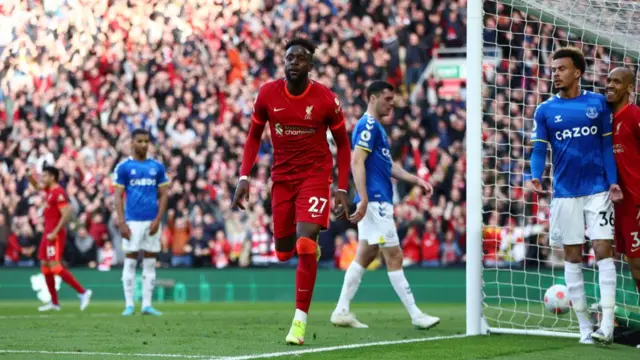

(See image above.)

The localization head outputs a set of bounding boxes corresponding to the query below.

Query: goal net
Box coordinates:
[480,0,640,337]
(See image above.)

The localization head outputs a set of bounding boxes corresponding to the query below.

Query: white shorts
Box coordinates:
[122,221,161,253]
[357,202,399,248]
[549,191,614,248]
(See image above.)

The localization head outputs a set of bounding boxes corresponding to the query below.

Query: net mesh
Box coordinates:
[481,0,640,333]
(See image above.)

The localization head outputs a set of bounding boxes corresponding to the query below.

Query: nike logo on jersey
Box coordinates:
[311,214,322,218]
[274,108,285,112]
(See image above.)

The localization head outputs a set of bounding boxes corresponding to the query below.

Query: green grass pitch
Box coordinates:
[0,302,637,359]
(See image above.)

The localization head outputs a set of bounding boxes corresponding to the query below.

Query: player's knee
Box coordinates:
[382,246,403,270]
[276,250,295,262]
[295,237,317,255]
[592,240,613,261]
[296,223,321,241]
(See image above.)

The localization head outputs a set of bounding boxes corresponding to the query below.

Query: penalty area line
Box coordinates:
[213,334,469,360]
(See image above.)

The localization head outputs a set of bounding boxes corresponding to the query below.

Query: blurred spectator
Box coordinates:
[4,0,627,271]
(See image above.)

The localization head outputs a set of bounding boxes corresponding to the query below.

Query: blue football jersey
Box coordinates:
[352,113,393,204]
[531,90,613,198]
[114,158,169,221]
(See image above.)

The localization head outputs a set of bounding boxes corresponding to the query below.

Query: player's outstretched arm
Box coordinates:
[391,161,433,197]
[530,107,550,195]
[330,123,351,219]
[600,107,622,202]
[151,183,169,235]
[233,121,266,211]
[27,171,42,191]
[349,147,369,223]
[48,203,71,241]
[114,186,131,240]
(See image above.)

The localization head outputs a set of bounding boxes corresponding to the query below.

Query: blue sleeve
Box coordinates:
[601,103,617,185]
[114,162,127,188]
[531,105,549,143]
[530,106,548,180]
[157,164,169,186]
[352,120,378,153]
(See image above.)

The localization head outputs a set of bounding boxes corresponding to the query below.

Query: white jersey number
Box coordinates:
[308,197,328,214]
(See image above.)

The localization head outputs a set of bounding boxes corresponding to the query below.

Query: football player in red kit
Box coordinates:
[606,67,640,303]
[29,165,92,311]
[232,37,351,345]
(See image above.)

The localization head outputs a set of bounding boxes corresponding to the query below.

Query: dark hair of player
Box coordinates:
[132,128,150,139]
[284,37,316,56]
[43,165,60,182]
[366,81,395,101]
[551,47,586,75]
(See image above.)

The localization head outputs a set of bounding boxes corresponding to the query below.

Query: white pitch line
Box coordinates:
[0,334,468,359]
[0,310,221,320]
[214,334,469,360]
[0,349,209,359]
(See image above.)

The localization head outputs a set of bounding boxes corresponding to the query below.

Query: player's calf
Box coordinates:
[382,246,440,328]
[592,240,617,339]
[40,264,59,309]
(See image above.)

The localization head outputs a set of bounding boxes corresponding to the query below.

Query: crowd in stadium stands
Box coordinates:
[0,0,633,271]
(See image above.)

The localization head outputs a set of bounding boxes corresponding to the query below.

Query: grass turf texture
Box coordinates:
[0,302,637,359]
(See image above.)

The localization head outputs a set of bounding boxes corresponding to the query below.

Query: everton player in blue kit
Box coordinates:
[331,81,440,329]
[114,129,169,316]
[530,48,622,344]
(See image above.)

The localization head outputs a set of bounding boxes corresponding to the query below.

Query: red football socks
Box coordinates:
[44,273,59,305]
[59,268,86,294]
[295,237,318,314]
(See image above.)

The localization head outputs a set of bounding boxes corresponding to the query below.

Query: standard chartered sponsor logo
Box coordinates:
[274,123,315,136]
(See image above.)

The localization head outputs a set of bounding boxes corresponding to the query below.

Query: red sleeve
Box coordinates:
[55,188,68,209]
[240,88,268,177]
[326,94,345,131]
[251,86,269,126]
[324,92,350,190]
[330,118,351,191]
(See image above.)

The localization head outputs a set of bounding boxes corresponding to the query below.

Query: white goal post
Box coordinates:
[466,0,640,337]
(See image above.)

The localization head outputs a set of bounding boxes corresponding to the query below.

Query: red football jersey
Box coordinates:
[252,79,345,182]
[43,185,68,234]
[612,103,640,205]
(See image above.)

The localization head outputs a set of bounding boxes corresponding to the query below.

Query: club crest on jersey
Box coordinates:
[149,168,157,176]
[305,105,313,120]
[275,123,284,136]
[334,97,341,113]
[585,107,598,119]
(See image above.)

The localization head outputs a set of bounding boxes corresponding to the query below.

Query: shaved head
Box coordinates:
[606,67,636,111]
[611,67,635,85]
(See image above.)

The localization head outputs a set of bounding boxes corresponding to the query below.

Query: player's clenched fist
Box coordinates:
[418,179,434,198]
[530,179,548,195]
[334,190,349,220]
[232,178,250,211]
[349,199,367,224]
[608,184,623,203]
[119,222,132,241]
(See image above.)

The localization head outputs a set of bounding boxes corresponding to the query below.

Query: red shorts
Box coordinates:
[271,176,332,239]
[38,232,66,262]
[615,203,640,258]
